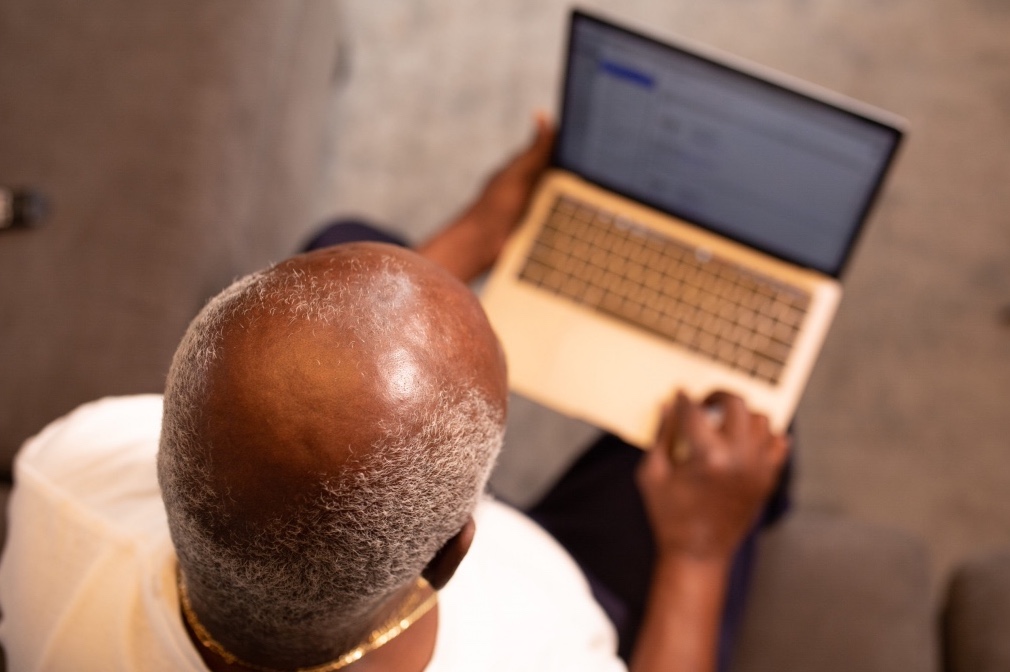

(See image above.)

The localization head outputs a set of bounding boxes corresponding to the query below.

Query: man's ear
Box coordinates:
[422,517,475,590]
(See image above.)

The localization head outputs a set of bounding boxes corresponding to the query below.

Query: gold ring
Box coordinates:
[671,438,692,465]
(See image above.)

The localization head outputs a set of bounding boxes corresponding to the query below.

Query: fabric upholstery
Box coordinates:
[943,551,1010,672]
[730,510,937,672]
[0,0,342,472]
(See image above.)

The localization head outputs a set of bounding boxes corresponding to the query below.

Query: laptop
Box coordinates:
[480,9,905,447]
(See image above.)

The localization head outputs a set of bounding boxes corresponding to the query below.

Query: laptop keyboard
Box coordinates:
[517,196,811,384]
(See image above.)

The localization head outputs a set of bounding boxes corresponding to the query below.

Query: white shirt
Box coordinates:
[0,396,625,672]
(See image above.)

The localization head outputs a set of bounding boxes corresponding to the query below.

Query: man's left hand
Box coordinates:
[418,114,555,282]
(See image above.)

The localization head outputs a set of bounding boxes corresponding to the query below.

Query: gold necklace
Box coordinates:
[178,573,438,672]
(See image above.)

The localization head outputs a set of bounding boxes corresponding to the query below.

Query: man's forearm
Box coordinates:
[416,211,492,284]
[417,116,554,284]
[630,554,730,672]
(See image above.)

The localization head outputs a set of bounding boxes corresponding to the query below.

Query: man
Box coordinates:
[0,119,787,671]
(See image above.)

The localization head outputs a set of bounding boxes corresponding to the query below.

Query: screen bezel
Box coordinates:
[554,9,905,279]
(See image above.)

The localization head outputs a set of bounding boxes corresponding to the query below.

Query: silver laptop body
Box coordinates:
[482,10,905,447]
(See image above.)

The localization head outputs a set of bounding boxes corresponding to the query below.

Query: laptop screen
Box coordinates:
[555,11,903,277]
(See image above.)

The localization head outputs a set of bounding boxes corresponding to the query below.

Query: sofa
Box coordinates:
[0,2,1004,671]
[943,550,1010,672]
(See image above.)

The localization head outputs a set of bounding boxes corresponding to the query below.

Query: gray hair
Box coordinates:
[158,254,504,662]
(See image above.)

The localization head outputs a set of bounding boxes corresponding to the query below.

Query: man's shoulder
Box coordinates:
[0,395,187,670]
[462,498,603,614]
[429,498,625,671]
[12,394,166,537]
[17,394,163,473]
[470,498,584,571]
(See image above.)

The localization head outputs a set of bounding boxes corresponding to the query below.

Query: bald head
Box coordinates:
[158,243,507,665]
[198,243,506,523]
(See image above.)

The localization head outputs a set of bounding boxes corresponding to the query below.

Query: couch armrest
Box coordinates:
[731,510,937,672]
[943,551,1010,672]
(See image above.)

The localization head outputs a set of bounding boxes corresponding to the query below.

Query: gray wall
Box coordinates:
[0,0,343,468]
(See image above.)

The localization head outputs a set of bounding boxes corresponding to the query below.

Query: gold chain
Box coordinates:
[178,573,438,672]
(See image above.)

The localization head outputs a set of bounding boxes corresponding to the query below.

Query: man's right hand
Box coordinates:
[635,390,789,563]
[629,391,788,672]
